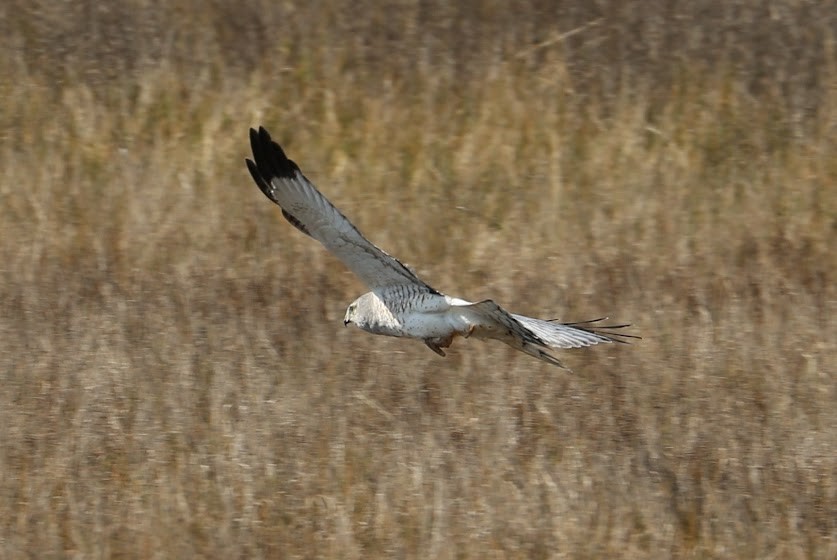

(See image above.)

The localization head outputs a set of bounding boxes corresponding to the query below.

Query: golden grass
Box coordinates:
[0,1,835,558]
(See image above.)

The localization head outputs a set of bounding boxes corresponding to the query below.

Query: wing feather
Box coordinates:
[456,300,567,368]
[512,315,638,348]
[456,301,638,368]
[246,127,438,294]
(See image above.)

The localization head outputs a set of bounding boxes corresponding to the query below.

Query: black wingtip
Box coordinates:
[245,157,279,204]
[248,126,300,181]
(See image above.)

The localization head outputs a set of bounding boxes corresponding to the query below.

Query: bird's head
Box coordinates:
[344,293,379,331]
[343,301,358,327]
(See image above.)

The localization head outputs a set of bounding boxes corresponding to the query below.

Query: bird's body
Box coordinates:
[346,288,457,340]
[246,126,637,368]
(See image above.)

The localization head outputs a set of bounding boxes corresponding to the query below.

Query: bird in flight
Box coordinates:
[245,126,637,369]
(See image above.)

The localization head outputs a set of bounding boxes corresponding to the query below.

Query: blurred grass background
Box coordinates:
[0,1,835,557]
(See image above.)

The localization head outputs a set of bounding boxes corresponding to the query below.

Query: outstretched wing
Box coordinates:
[246,127,437,294]
[456,300,568,368]
[511,315,638,348]
[455,301,638,369]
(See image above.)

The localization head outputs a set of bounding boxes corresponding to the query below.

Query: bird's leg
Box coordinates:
[424,341,446,356]
[424,334,454,357]
[462,325,476,339]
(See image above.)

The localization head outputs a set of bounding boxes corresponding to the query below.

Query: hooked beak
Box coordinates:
[343,319,351,327]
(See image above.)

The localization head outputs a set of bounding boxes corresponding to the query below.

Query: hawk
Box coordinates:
[246,127,637,368]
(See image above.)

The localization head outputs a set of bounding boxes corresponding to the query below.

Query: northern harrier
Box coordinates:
[246,127,637,368]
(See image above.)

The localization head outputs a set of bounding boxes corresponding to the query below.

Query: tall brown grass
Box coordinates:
[0,1,834,558]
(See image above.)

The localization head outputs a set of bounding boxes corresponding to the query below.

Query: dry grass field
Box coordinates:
[0,1,835,558]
